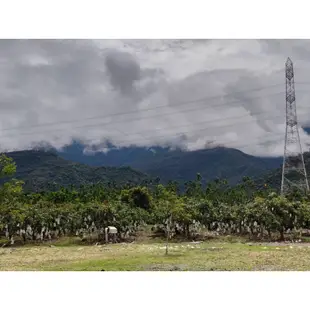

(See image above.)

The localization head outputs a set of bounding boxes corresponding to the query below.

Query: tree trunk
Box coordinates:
[185,224,190,239]
[267,229,272,240]
[165,229,169,255]
[165,238,168,255]
[250,226,254,238]
[259,224,264,239]
[279,228,285,241]
[175,227,180,235]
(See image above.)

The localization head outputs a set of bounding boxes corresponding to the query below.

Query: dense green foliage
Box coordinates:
[1,150,150,192]
[2,148,286,194]
[1,153,310,246]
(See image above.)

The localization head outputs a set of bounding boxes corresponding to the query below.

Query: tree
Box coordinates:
[120,186,152,211]
[0,154,24,202]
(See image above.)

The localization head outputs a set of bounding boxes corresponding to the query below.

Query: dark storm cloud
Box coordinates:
[105,50,141,94]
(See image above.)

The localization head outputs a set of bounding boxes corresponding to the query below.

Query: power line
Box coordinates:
[1,82,310,138]
[0,89,303,140]
[5,116,292,155]
[3,88,310,144]
[79,120,289,149]
[0,82,293,133]
[1,83,310,156]
[0,102,284,140]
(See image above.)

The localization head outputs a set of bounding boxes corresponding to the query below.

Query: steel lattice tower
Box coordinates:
[281,57,309,195]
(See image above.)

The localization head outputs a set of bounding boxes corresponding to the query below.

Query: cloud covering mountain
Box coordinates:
[1,39,310,156]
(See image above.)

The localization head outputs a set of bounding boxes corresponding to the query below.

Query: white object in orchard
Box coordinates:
[104,226,118,243]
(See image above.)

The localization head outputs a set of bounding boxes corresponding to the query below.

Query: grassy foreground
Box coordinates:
[2,239,310,271]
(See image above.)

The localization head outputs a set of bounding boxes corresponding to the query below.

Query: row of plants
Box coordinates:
[1,154,310,245]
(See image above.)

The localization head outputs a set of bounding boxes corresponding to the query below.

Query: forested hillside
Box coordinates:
[57,143,282,185]
[256,152,310,191]
[0,150,149,192]
[0,146,290,193]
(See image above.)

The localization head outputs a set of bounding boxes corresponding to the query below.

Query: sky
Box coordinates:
[1,39,310,157]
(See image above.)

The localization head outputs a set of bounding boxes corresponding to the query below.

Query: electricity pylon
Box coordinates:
[281,57,309,195]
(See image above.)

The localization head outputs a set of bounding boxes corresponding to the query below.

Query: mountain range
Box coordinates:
[57,142,283,185]
[3,142,283,192]
[4,137,310,192]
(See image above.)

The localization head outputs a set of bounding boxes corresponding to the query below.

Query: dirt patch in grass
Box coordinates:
[202,246,224,252]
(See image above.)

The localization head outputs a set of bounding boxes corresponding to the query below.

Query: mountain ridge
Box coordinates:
[56,142,283,185]
[1,150,150,192]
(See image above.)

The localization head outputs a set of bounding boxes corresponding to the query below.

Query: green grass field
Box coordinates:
[2,239,310,271]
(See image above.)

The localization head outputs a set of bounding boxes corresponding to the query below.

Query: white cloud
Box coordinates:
[0,39,310,157]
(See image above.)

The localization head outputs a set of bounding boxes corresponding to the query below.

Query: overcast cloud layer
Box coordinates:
[1,39,310,157]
